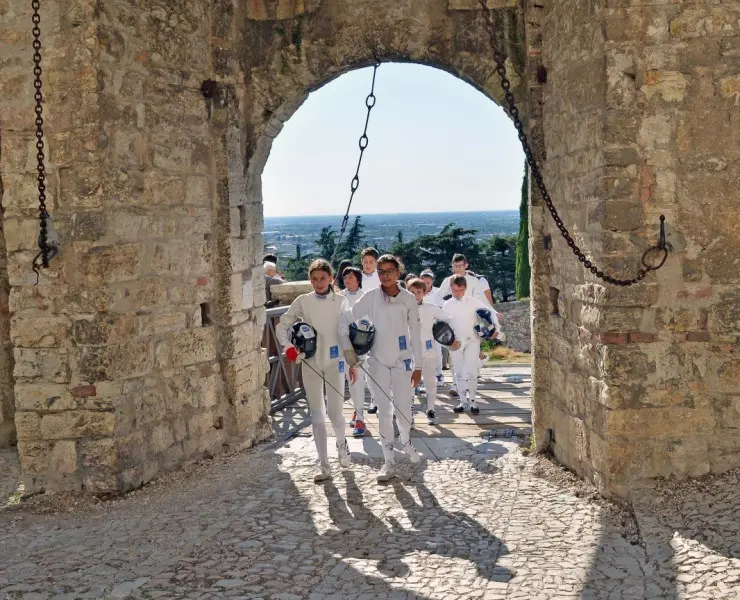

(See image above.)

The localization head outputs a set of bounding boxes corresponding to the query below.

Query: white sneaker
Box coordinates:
[313,461,331,482]
[403,441,423,464]
[376,461,396,482]
[337,440,352,468]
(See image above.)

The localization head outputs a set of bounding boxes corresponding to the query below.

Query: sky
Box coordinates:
[262,63,526,218]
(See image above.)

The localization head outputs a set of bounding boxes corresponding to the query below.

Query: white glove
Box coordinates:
[343,349,360,367]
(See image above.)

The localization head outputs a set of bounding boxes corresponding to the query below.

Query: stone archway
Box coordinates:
[0,0,737,498]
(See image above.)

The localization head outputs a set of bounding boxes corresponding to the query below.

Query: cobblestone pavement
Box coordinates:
[1,366,738,599]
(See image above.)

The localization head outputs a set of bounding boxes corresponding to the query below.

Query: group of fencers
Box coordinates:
[276,249,501,483]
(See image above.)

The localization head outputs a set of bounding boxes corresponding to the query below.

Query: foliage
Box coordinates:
[315,227,337,260]
[515,161,531,300]
[336,216,366,263]
[274,215,518,301]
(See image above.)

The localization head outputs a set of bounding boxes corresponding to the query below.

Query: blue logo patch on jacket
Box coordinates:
[338,360,345,374]
[425,339,433,350]
[329,345,339,359]
[403,359,412,371]
[398,336,407,351]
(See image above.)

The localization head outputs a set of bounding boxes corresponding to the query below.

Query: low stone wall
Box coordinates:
[493,300,531,353]
[271,281,313,306]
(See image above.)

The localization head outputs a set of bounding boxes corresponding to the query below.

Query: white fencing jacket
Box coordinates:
[362,271,380,291]
[418,300,449,359]
[340,287,422,370]
[276,290,346,373]
[443,295,501,345]
[425,286,444,307]
[340,288,364,309]
[438,273,480,300]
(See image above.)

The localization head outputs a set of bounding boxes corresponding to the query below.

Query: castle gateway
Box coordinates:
[0,0,738,497]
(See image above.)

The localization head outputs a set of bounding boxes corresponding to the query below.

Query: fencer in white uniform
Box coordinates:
[277,259,353,482]
[420,270,445,383]
[359,248,380,413]
[407,278,458,425]
[338,266,368,437]
[438,254,479,396]
[443,274,501,414]
[340,255,424,482]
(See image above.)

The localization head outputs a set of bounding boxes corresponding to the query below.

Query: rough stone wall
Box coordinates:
[494,300,530,353]
[1,0,736,497]
[0,0,270,493]
[0,175,15,447]
[538,0,740,496]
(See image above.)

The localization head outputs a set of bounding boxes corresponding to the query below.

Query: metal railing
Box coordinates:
[263,306,305,413]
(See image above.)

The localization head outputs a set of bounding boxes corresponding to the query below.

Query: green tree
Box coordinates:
[336,216,366,263]
[479,235,517,302]
[515,162,531,299]
[315,226,337,260]
[283,243,313,281]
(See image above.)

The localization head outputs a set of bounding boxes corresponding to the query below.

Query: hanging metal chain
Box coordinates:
[31,0,57,282]
[330,60,380,265]
[478,0,668,286]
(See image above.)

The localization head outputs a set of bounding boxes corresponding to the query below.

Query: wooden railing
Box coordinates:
[262,306,305,413]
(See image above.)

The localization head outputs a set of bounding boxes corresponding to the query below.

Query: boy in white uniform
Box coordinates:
[420,269,445,384]
[407,278,459,425]
[340,254,424,482]
[438,254,479,398]
[277,259,354,482]
[443,274,501,414]
[359,248,380,414]
[339,266,367,437]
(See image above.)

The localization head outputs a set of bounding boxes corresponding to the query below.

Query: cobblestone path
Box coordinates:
[1,366,738,599]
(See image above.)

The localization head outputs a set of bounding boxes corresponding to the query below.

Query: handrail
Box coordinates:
[263,305,305,413]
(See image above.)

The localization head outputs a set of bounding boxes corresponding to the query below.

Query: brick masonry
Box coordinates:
[0,0,737,497]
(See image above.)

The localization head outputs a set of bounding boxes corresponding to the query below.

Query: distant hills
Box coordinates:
[264,210,519,257]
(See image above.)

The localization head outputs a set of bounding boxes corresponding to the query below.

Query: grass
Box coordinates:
[482,344,531,364]
[4,484,24,508]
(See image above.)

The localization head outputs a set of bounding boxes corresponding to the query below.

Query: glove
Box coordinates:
[285,345,305,364]
[343,349,360,367]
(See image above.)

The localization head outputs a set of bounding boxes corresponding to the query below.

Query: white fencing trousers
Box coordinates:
[346,370,366,421]
[450,338,481,403]
[302,364,346,464]
[421,355,438,412]
[364,371,375,405]
[366,358,413,463]
[435,341,443,377]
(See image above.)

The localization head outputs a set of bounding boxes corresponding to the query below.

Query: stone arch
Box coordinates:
[1,0,736,499]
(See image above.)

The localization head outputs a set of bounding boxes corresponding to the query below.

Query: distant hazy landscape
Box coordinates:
[264,210,519,257]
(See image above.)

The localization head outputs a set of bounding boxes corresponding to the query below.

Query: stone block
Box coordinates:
[78,340,153,381]
[605,408,716,440]
[80,244,141,284]
[73,314,137,346]
[138,312,187,336]
[10,315,71,348]
[79,438,117,470]
[708,289,740,334]
[15,411,41,441]
[13,348,70,383]
[49,440,78,474]
[172,328,217,366]
[40,411,115,440]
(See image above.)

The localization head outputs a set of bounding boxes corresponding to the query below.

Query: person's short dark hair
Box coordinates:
[342,266,363,289]
[361,247,380,260]
[450,274,467,288]
[407,278,425,293]
[335,259,353,289]
[263,253,278,264]
[452,253,467,265]
[377,254,402,272]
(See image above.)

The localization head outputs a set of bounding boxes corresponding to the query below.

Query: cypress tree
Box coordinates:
[515,162,531,299]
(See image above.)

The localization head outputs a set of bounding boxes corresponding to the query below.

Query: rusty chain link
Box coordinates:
[331,60,380,265]
[478,0,668,286]
[31,0,58,283]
